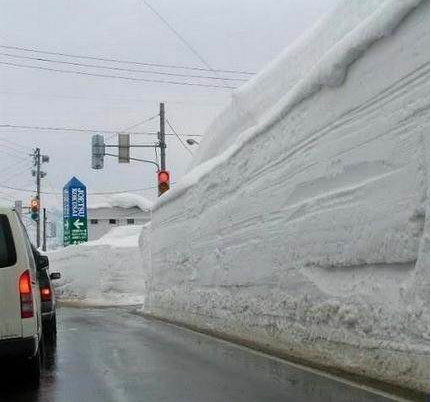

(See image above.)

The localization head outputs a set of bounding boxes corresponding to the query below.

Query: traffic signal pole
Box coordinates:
[35,148,41,248]
[159,102,166,171]
[158,103,169,196]
[42,208,47,252]
[91,102,169,197]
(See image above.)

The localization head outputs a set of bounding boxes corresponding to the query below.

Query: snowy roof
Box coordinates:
[89,193,152,211]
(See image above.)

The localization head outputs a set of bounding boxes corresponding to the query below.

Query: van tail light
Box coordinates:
[40,286,52,302]
[19,270,34,319]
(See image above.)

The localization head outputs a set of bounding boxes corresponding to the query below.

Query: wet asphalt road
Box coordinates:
[0,306,400,402]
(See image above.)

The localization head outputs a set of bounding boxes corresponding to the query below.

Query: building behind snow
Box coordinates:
[88,194,151,241]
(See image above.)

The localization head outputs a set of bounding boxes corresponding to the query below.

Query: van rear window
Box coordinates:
[0,214,17,268]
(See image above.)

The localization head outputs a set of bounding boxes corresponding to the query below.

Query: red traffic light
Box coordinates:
[158,170,170,184]
[30,198,39,213]
[158,170,170,196]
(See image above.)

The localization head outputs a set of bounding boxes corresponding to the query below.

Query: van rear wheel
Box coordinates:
[44,314,57,341]
[25,340,42,388]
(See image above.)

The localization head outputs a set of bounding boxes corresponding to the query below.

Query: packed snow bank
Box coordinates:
[49,225,145,305]
[144,0,429,393]
[90,193,152,211]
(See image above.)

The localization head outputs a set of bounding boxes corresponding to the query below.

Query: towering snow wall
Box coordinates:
[143,0,430,392]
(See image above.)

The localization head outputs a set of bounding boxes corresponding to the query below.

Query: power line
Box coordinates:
[0,44,255,76]
[0,135,33,151]
[45,178,63,204]
[1,158,31,176]
[106,113,160,141]
[0,190,16,202]
[0,123,202,137]
[0,149,28,161]
[0,183,163,195]
[0,61,236,89]
[166,119,193,156]
[0,90,226,108]
[141,0,230,88]
[0,141,29,157]
[0,137,29,156]
[118,114,159,133]
[0,164,32,184]
[0,52,247,83]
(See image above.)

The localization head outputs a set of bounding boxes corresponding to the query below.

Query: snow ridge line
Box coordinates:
[153,0,424,212]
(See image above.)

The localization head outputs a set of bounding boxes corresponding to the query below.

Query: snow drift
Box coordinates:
[143,0,429,393]
[49,225,145,305]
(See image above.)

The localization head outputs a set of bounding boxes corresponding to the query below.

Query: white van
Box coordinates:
[0,207,43,385]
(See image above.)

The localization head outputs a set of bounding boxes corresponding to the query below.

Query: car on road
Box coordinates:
[33,247,61,339]
[0,207,44,386]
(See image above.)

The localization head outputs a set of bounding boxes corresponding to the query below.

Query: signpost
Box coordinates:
[63,177,88,246]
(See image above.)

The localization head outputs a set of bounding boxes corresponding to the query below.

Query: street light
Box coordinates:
[186,139,200,146]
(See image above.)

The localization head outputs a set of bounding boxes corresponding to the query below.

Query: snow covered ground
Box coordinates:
[143,0,429,393]
[48,225,146,305]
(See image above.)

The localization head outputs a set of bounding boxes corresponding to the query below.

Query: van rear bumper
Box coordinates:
[0,335,38,359]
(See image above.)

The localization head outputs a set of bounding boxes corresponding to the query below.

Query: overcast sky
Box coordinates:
[0,0,337,211]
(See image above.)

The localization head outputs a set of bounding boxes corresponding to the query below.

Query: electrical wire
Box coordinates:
[106,113,160,141]
[0,163,32,184]
[0,183,166,195]
[0,135,33,151]
[1,158,30,176]
[141,0,231,89]
[0,190,16,202]
[0,90,227,108]
[0,123,202,137]
[0,44,255,75]
[0,52,247,82]
[117,113,159,134]
[0,61,237,89]
[166,119,193,156]
[0,149,29,161]
[45,178,63,205]
[0,140,30,157]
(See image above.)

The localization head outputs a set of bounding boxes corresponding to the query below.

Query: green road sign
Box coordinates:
[63,177,88,246]
[64,217,88,245]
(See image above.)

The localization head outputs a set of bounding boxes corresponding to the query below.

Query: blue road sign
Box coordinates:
[63,176,88,246]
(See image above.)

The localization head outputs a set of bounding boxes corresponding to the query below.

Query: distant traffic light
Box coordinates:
[92,134,105,169]
[30,198,40,221]
[158,170,170,196]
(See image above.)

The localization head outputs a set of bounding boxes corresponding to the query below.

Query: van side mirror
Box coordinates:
[37,255,49,270]
[50,272,61,280]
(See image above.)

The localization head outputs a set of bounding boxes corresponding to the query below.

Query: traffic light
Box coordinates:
[30,198,40,221]
[158,170,170,196]
[92,134,105,169]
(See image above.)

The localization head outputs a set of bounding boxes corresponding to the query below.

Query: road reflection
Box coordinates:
[0,334,58,402]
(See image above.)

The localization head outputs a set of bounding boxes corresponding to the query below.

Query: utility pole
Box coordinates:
[159,102,166,171]
[32,147,49,248]
[35,148,41,248]
[42,208,47,252]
